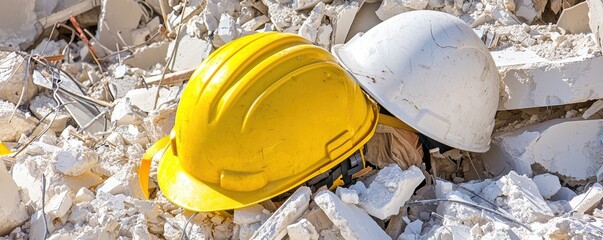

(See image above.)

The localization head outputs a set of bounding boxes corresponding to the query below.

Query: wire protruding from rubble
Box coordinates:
[153,0,190,110]
[41,173,49,240]
[405,199,533,232]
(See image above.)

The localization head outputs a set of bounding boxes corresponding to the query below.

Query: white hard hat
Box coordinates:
[332,10,499,152]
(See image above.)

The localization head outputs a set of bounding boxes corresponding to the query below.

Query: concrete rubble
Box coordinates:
[0,0,602,239]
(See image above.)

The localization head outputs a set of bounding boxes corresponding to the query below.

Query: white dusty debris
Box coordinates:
[484,119,603,183]
[0,52,38,105]
[0,0,39,49]
[0,162,29,235]
[315,190,391,240]
[354,165,425,220]
[494,51,603,110]
[0,100,37,142]
[251,186,311,240]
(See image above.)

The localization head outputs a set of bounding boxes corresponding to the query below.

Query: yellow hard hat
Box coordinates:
[139,32,379,212]
[0,141,10,156]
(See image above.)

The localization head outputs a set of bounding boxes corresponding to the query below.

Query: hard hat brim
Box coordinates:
[156,117,379,212]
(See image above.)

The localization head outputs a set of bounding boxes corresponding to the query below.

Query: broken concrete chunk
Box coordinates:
[96,0,144,51]
[0,0,39,49]
[242,15,271,31]
[123,41,169,71]
[239,222,262,240]
[316,24,333,49]
[336,187,359,205]
[532,173,562,199]
[215,13,238,46]
[587,0,603,50]
[125,86,182,113]
[143,102,177,142]
[495,51,603,110]
[45,190,73,219]
[329,0,361,44]
[111,97,144,126]
[75,187,95,203]
[251,187,311,240]
[297,2,325,42]
[233,204,270,225]
[262,0,304,32]
[495,171,554,223]
[357,165,425,220]
[376,0,421,21]
[287,218,319,240]
[97,166,145,199]
[0,101,36,142]
[557,2,591,34]
[514,0,546,24]
[167,25,214,71]
[53,139,99,176]
[0,161,29,235]
[569,183,603,214]
[484,119,603,183]
[314,190,392,240]
[29,94,70,133]
[550,187,578,202]
[399,219,423,240]
[0,52,38,104]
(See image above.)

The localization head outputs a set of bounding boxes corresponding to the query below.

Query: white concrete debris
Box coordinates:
[399,219,423,240]
[167,25,214,71]
[45,190,73,219]
[484,119,603,182]
[298,2,325,42]
[53,139,99,176]
[329,0,361,44]
[143,102,177,142]
[557,2,591,34]
[74,187,95,203]
[111,98,144,126]
[123,41,169,71]
[0,100,36,142]
[550,187,578,202]
[286,218,319,240]
[215,13,238,46]
[262,0,305,32]
[532,173,562,199]
[0,52,38,105]
[242,15,270,32]
[314,190,392,240]
[0,161,29,235]
[336,187,359,205]
[568,183,603,214]
[356,165,425,220]
[233,204,271,225]
[376,0,428,21]
[588,0,603,50]
[494,50,603,110]
[484,171,554,223]
[251,187,311,240]
[124,85,182,113]
[0,0,38,49]
[29,94,70,133]
[96,0,144,51]
[514,0,546,24]
[96,166,145,199]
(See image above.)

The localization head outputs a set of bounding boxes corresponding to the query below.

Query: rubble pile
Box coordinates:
[0,0,602,239]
